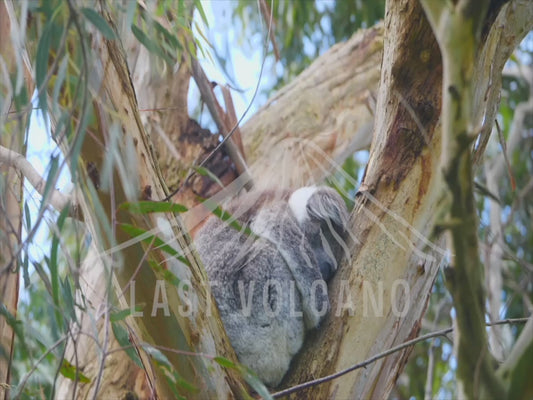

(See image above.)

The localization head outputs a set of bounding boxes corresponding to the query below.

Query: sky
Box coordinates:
[192,0,266,127]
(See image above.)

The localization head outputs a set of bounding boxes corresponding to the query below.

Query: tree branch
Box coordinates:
[272,318,528,398]
[0,144,74,215]
[419,0,507,397]
[190,57,253,189]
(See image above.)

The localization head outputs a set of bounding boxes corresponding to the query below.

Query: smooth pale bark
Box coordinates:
[240,25,381,189]
[0,2,33,397]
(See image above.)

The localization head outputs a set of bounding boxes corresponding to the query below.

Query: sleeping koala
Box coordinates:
[194,186,349,386]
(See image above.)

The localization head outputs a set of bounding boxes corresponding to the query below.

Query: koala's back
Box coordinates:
[195,195,310,386]
[194,187,345,387]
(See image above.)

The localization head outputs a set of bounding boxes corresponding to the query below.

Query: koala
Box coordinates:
[194,186,349,387]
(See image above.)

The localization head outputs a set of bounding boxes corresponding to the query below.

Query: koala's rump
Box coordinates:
[224,245,306,386]
[197,218,306,386]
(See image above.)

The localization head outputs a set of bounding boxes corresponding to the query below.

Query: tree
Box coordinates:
[1,0,532,399]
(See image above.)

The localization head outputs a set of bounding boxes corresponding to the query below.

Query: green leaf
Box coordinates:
[238,365,274,400]
[49,201,70,314]
[22,202,31,288]
[52,55,68,114]
[120,200,188,214]
[131,23,157,52]
[120,223,189,267]
[33,261,53,295]
[186,38,197,58]
[169,372,199,395]
[149,259,182,287]
[22,248,30,288]
[69,101,91,178]
[83,170,115,249]
[0,303,24,340]
[81,8,116,39]
[110,307,141,322]
[213,356,272,399]
[203,202,257,238]
[194,0,209,26]
[213,356,236,369]
[131,24,173,65]
[143,345,198,398]
[59,359,91,383]
[192,21,213,59]
[24,201,31,231]
[0,304,28,358]
[143,345,172,367]
[38,155,60,214]
[111,321,143,368]
[61,277,76,323]
[194,166,225,190]
[152,20,180,49]
[10,73,29,113]
[35,20,53,116]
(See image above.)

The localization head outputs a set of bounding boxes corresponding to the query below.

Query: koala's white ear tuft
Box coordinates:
[288,186,318,224]
[307,187,349,230]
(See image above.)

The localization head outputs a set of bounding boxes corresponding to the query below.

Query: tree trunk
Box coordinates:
[0,2,33,398]
[4,0,531,398]
[278,0,531,398]
[283,1,444,397]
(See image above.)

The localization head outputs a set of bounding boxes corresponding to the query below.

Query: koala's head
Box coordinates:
[288,186,349,281]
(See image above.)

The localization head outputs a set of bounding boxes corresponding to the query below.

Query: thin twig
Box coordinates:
[259,0,280,61]
[14,336,68,397]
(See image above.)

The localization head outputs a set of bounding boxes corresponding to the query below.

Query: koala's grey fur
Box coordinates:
[194,186,349,387]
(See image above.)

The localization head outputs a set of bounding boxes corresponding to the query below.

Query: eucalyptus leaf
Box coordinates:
[120,200,188,214]
[59,359,91,383]
[81,8,116,39]
[111,321,143,368]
